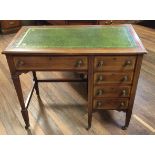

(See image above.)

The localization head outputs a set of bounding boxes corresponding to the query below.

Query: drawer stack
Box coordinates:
[93,56,136,111]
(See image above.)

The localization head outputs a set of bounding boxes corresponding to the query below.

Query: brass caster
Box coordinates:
[121,126,128,130]
[25,124,30,130]
[86,124,91,130]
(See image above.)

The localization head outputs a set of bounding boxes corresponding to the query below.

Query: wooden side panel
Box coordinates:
[128,55,143,110]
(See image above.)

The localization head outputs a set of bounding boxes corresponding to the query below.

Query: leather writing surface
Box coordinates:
[14,26,137,49]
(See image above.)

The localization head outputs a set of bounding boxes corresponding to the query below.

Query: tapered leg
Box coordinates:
[122,55,143,130]
[80,73,88,95]
[88,112,92,129]
[87,56,94,130]
[32,71,39,96]
[122,110,132,130]
[12,74,30,129]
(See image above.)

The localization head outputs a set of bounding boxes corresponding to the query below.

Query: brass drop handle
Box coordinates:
[9,21,15,25]
[80,73,87,79]
[17,60,25,66]
[122,90,126,97]
[120,102,125,108]
[97,101,102,107]
[122,76,128,82]
[105,21,113,25]
[105,21,109,25]
[76,59,83,67]
[110,20,113,24]
[97,75,104,81]
[97,60,104,67]
[96,89,104,96]
[83,74,87,79]
[125,60,132,66]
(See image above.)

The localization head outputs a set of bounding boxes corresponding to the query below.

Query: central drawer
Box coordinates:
[94,86,131,98]
[94,56,136,71]
[13,56,88,71]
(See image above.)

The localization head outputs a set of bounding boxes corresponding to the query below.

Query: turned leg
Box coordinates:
[122,109,132,130]
[32,71,39,96]
[12,73,30,129]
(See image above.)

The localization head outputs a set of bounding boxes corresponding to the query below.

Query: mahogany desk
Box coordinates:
[3,25,147,130]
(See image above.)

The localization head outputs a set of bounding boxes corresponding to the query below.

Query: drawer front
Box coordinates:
[1,20,21,29]
[94,56,136,71]
[14,56,88,70]
[94,72,133,84]
[94,86,131,98]
[93,99,129,110]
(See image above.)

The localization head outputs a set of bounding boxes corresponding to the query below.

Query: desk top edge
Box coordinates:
[3,24,147,55]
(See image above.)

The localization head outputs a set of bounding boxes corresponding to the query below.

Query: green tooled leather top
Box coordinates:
[15,26,137,48]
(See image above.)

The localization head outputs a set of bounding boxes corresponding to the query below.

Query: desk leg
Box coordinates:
[12,73,30,129]
[87,56,94,129]
[122,110,132,130]
[122,55,143,130]
[32,71,39,96]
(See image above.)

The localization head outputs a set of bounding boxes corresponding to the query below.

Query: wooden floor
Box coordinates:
[0,25,155,135]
